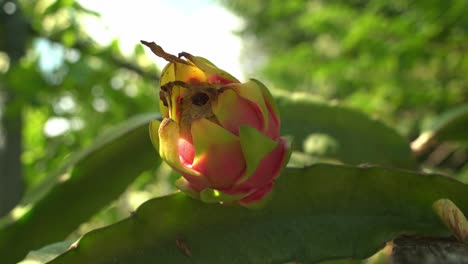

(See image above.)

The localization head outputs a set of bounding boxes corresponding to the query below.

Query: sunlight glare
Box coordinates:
[43,117,70,137]
[11,204,32,220]
[78,0,244,79]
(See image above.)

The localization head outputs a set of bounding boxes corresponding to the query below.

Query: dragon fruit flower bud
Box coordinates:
[142,41,290,206]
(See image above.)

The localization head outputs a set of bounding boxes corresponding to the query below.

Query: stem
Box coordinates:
[0,0,27,216]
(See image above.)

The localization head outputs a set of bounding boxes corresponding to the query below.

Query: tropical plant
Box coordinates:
[1,1,467,263]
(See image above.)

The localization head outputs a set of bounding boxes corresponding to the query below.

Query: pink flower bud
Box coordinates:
[143,41,290,206]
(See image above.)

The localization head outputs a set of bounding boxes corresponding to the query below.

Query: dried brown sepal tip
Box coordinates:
[140,40,189,65]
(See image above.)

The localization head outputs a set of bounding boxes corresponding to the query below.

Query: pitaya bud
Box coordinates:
[142,41,290,206]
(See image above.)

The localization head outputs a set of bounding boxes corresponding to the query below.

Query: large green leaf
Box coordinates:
[47,164,467,263]
[0,113,160,264]
[274,91,416,169]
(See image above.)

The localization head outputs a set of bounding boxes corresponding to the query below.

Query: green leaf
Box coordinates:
[18,240,76,264]
[239,125,277,181]
[48,164,468,263]
[429,103,468,141]
[274,91,416,169]
[0,113,161,264]
[412,103,468,153]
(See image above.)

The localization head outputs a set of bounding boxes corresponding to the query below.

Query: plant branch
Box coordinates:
[28,25,160,82]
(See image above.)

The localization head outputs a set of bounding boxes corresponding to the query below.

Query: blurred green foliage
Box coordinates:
[222,0,468,184]
[223,0,468,136]
[1,0,468,263]
[17,7,158,188]
[1,0,160,216]
[0,1,182,261]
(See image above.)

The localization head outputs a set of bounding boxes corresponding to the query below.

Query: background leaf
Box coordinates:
[412,103,468,155]
[0,113,160,264]
[223,0,468,137]
[47,164,468,263]
[275,91,416,169]
[427,103,468,143]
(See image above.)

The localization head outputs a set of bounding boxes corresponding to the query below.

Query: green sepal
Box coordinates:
[238,126,277,183]
[179,52,239,83]
[158,119,201,177]
[148,119,161,150]
[250,78,280,118]
[175,177,200,200]
[235,81,270,131]
[191,118,239,165]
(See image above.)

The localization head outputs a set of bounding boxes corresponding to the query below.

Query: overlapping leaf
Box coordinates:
[0,114,160,264]
[47,164,468,263]
[274,91,416,169]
